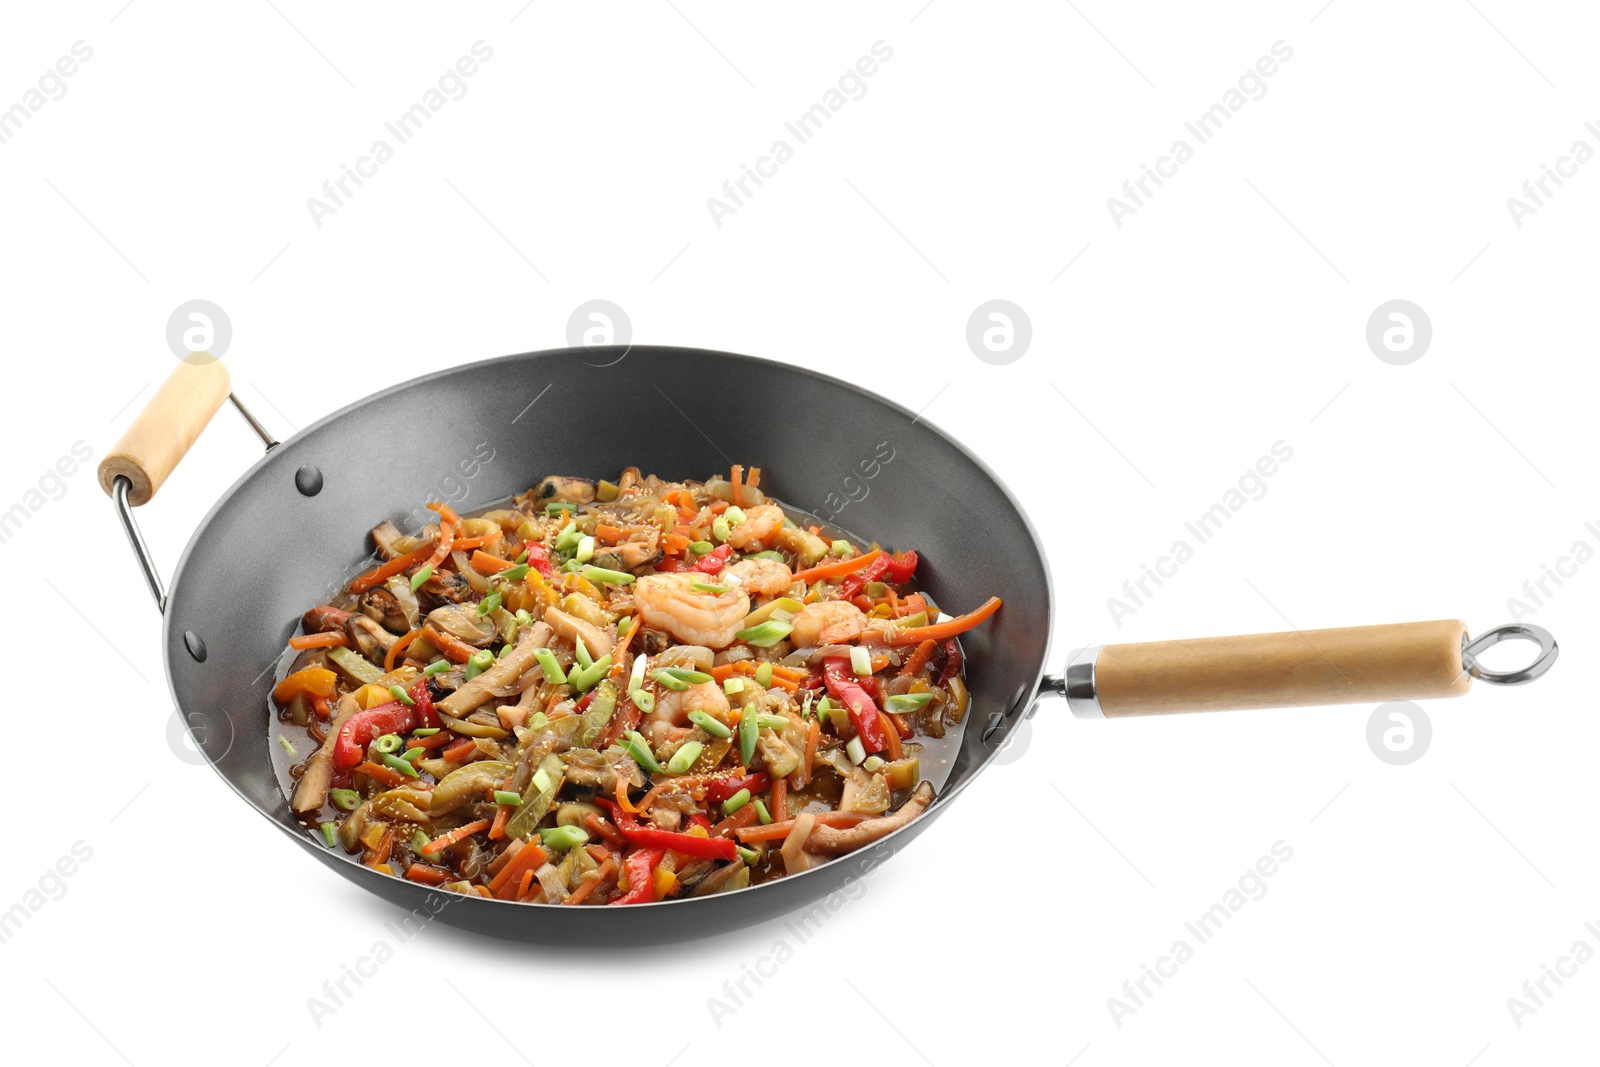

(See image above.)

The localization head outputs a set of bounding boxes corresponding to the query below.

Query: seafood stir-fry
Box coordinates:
[272,466,1002,904]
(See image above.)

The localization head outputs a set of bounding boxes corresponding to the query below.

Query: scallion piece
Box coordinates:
[527,711,548,732]
[498,562,530,582]
[534,648,567,684]
[651,669,691,691]
[540,825,590,850]
[493,790,522,806]
[712,517,731,543]
[561,559,582,572]
[409,564,434,592]
[752,798,772,824]
[546,501,577,515]
[576,535,596,564]
[532,768,552,793]
[581,565,635,586]
[397,747,422,763]
[383,752,420,777]
[884,693,935,714]
[320,823,338,848]
[574,637,594,671]
[554,522,582,551]
[666,740,704,775]
[757,714,791,731]
[737,845,762,865]
[475,591,502,617]
[390,683,416,706]
[830,539,852,556]
[752,550,785,562]
[725,506,747,526]
[413,728,440,738]
[688,709,732,738]
[690,541,714,555]
[738,709,758,764]
[620,732,662,774]
[277,735,297,757]
[723,677,745,695]
[373,733,404,755]
[515,548,530,565]
[850,645,872,677]
[736,620,793,647]
[330,788,360,812]
[411,829,431,854]
[514,608,533,625]
[423,659,451,677]
[755,662,773,687]
[630,689,656,713]
[691,581,727,594]
[629,652,648,690]
[570,655,612,692]
[846,736,867,765]
[498,644,513,659]
[721,788,751,815]
[862,755,886,773]
[658,666,711,684]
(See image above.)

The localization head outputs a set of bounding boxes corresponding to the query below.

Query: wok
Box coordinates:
[99,346,1558,944]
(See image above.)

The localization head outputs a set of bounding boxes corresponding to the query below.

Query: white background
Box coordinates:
[1,2,1594,1064]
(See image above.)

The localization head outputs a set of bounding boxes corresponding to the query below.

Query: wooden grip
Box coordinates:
[1096,619,1472,716]
[97,359,232,506]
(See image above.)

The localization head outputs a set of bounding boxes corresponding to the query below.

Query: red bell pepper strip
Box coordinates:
[836,554,890,601]
[611,847,666,905]
[694,544,733,575]
[704,772,771,806]
[881,550,918,584]
[599,799,739,861]
[524,543,556,579]
[937,637,963,687]
[410,678,440,728]
[822,658,889,754]
[334,701,416,768]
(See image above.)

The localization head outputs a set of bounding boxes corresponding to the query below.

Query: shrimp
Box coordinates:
[791,599,866,648]
[726,504,785,550]
[648,679,731,728]
[723,557,794,597]
[633,572,751,649]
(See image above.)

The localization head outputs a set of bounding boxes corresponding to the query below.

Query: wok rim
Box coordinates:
[160,344,1056,914]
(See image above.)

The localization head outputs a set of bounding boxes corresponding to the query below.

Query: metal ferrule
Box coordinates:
[1065,645,1102,719]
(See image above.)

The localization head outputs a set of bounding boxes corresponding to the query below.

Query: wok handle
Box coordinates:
[96,358,233,506]
[1060,620,1558,718]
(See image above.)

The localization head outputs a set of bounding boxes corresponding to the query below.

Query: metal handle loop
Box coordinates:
[1462,623,1559,686]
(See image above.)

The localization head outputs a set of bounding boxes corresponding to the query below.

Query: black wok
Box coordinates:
[99,346,1557,945]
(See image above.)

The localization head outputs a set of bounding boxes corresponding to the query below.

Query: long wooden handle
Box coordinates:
[1093,619,1471,716]
[97,359,232,506]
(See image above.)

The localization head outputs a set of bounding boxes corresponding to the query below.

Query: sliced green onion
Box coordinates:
[409,564,434,592]
[465,648,495,681]
[721,788,751,815]
[689,541,714,555]
[630,689,656,714]
[757,714,791,731]
[830,539,852,556]
[498,644,513,659]
[629,652,648,691]
[498,563,530,582]
[373,733,404,755]
[897,610,930,629]
[620,732,662,774]
[494,790,523,806]
[736,620,793,648]
[320,823,338,848]
[561,559,582,572]
[423,659,451,677]
[737,845,762,865]
[540,825,590,851]
[514,608,533,626]
[400,747,425,763]
[689,710,732,738]
[865,581,889,598]
[884,693,935,714]
[738,709,759,764]
[554,522,582,550]
[532,767,552,794]
[330,788,361,812]
[527,711,549,732]
[569,655,612,692]
[574,637,594,670]
[617,616,630,635]
[651,669,691,691]
[476,591,502,617]
[850,645,872,677]
[515,548,530,565]
[801,691,816,718]
[411,829,431,854]
[576,535,596,563]
[383,752,420,777]
[666,740,704,775]
[725,506,747,526]
[390,683,416,706]
[862,755,886,773]
[581,565,636,586]
[723,677,745,695]
[752,550,785,562]
[755,662,773,687]
[846,736,867,765]
[657,666,711,684]
[691,581,727,594]
[534,648,567,684]
[546,501,578,516]
[752,798,772,824]
[712,517,731,543]
[411,727,440,737]
[276,735,296,758]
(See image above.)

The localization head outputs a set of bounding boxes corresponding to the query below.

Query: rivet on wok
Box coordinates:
[981,710,1005,744]
[184,631,208,662]
[294,465,324,497]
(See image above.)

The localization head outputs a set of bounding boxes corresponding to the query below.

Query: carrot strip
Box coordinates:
[354,760,410,787]
[798,719,821,789]
[410,730,456,751]
[731,464,745,507]
[472,885,494,898]
[452,530,502,552]
[735,812,872,842]
[441,737,478,761]
[421,624,475,664]
[486,838,524,877]
[585,813,627,847]
[366,825,397,868]
[404,862,451,886]
[470,550,514,575]
[488,804,511,841]
[489,841,548,898]
[420,818,490,857]
[610,616,643,679]
[663,534,691,556]
[289,631,349,651]
[385,628,423,672]
[564,858,615,905]
[418,502,462,574]
[515,869,537,901]
[888,596,1002,645]
[900,638,938,677]
[879,712,903,761]
[791,549,882,585]
[349,540,438,594]
[770,777,788,823]
[711,803,759,838]
[595,524,627,544]
[747,467,761,490]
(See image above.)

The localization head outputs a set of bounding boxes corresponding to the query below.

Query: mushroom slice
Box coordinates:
[424,604,497,648]
[530,475,596,504]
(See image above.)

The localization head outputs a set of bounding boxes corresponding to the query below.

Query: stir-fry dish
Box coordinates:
[272,466,1002,904]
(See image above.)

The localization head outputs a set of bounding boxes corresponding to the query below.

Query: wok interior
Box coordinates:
[163,347,1052,918]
